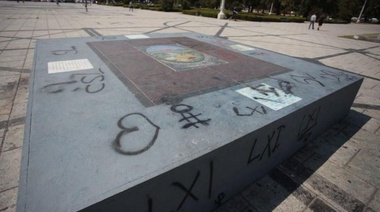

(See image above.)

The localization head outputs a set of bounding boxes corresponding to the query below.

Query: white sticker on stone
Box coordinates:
[48,59,94,74]
[125,34,150,39]
[236,83,302,111]
[230,44,255,51]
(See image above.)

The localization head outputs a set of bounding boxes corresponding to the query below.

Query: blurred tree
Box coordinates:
[364,0,380,20]
[337,0,359,21]
[161,0,174,10]
[200,0,217,8]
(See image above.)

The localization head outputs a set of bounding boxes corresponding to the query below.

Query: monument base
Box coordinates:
[17,33,362,212]
[217,11,227,19]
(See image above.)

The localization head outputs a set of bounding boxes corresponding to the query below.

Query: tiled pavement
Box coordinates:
[0,2,379,211]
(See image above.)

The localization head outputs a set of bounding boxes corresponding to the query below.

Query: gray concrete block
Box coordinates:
[17,33,363,212]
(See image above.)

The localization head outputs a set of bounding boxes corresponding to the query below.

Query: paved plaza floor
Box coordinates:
[0,1,379,211]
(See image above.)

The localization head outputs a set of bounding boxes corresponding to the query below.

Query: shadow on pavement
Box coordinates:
[215,109,372,212]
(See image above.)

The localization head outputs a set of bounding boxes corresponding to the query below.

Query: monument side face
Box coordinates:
[16,33,363,212]
[82,79,362,212]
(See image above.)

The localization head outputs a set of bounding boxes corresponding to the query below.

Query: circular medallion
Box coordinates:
[146,45,205,63]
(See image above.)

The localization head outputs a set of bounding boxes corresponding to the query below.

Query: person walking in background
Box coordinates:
[317,13,326,30]
[229,7,238,21]
[129,1,133,12]
[85,0,88,12]
[56,0,60,6]
[309,14,316,30]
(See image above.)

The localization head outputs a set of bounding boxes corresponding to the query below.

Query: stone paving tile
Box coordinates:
[9,102,27,120]
[0,70,19,78]
[350,128,380,152]
[241,175,309,212]
[17,75,28,89]
[13,87,28,105]
[303,154,376,204]
[0,98,13,116]
[0,75,19,100]
[32,30,49,39]
[368,189,380,212]
[0,43,8,50]
[0,129,5,145]
[0,56,25,63]
[0,61,24,69]
[363,78,380,89]
[14,32,33,39]
[363,109,380,121]
[304,198,338,212]
[345,149,380,188]
[0,148,21,192]
[2,125,24,152]
[356,88,380,101]
[0,114,8,139]
[306,138,360,168]
[5,40,30,50]
[23,60,33,70]
[279,159,366,211]
[0,204,16,212]
[0,187,18,211]
[25,51,34,61]
[0,114,8,123]
[234,36,346,59]
[358,117,380,135]
[0,50,28,57]
[320,52,380,78]
[0,32,16,38]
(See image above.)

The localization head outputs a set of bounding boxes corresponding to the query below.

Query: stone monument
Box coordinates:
[17,33,362,212]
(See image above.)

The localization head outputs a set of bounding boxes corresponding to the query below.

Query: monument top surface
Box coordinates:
[18,33,362,211]
[87,36,289,106]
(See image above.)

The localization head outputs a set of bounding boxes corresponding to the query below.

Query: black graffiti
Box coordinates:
[291,73,325,87]
[148,160,224,211]
[320,69,358,82]
[148,198,153,212]
[332,122,350,137]
[113,113,160,155]
[233,106,267,116]
[159,161,216,211]
[270,78,296,95]
[52,46,78,55]
[41,81,77,93]
[41,68,105,94]
[250,84,279,96]
[172,171,200,211]
[247,125,286,165]
[214,192,225,206]
[171,104,211,129]
[297,107,321,142]
[208,161,214,199]
[253,96,281,103]
[81,75,105,93]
